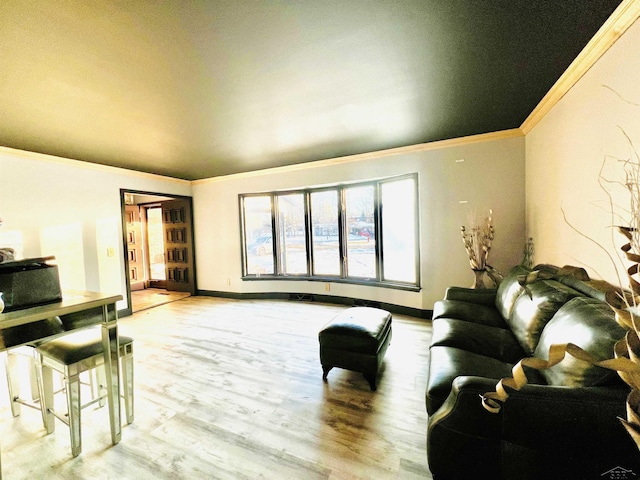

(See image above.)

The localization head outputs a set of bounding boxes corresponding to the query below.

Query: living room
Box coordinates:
[1,1,640,478]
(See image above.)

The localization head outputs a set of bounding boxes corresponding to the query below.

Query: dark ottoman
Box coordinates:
[318,307,392,391]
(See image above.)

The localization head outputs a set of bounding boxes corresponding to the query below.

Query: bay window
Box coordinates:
[240,174,419,290]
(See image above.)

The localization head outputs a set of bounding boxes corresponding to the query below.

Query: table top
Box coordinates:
[0,291,122,330]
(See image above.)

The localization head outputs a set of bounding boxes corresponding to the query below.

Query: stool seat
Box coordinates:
[319,307,392,391]
[36,329,133,365]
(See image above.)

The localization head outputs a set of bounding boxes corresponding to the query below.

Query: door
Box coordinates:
[125,205,146,291]
[162,199,196,294]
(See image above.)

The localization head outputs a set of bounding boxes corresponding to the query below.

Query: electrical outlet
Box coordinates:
[106,247,115,257]
[226,277,231,286]
[325,283,331,291]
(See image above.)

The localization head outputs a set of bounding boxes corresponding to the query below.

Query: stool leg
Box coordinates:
[121,347,134,424]
[5,352,21,417]
[29,356,41,402]
[33,355,51,431]
[95,367,106,408]
[65,367,82,457]
[38,362,56,434]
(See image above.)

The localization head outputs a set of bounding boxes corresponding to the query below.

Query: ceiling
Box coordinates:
[0,1,623,181]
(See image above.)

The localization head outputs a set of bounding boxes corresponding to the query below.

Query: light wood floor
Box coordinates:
[131,288,191,313]
[0,297,433,479]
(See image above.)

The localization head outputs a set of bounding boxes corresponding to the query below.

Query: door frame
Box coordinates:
[119,189,197,316]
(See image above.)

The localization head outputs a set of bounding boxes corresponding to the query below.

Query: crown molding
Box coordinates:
[0,145,190,185]
[3,128,523,187]
[521,0,640,134]
[192,128,524,185]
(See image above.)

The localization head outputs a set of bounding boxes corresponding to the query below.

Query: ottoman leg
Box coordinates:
[363,371,377,391]
[322,365,332,381]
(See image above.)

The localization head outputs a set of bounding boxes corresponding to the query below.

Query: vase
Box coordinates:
[472,269,486,289]
[0,292,4,313]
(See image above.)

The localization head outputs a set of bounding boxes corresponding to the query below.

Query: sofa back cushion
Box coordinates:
[495,265,531,320]
[534,297,627,387]
[507,279,581,355]
[556,276,619,303]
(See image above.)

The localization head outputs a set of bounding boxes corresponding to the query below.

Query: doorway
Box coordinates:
[146,206,166,288]
[121,191,196,314]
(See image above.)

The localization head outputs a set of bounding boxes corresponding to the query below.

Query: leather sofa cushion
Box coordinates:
[534,297,627,387]
[432,299,506,327]
[535,263,618,302]
[425,346,546,415]
[443,286,498,306]
[557,276,618,303]
[431,318,524,363]
[495,265,531,320]
[508,279,581,355]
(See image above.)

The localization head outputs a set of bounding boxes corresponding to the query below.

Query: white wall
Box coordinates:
[526,18,640,286]
[193,133,526,311]
[0,148,192,310]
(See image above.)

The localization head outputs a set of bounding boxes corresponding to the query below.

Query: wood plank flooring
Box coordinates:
[131,288,191,313]
[0,297,433,479]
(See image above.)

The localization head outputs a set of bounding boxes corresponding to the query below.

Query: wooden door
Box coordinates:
[125,205,146,291]
[162,199,195,293]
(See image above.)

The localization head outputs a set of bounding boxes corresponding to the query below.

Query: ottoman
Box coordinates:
[318,307,392,391]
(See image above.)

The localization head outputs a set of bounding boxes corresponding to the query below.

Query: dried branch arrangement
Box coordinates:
[461,209,494,271]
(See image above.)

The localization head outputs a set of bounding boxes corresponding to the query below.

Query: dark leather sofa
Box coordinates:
[426,264,640,479]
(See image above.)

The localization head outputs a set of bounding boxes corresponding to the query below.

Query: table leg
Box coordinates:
[101,303,121,445]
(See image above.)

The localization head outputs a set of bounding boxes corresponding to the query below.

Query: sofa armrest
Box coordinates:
[496,382,639,478]
[496,382,630,448]
[427,376,504,478]
[428,376,639,479]
[444,286,498,305]
[428,376,504,438]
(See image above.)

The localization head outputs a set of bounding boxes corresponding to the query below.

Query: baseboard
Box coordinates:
[197,289,432,319]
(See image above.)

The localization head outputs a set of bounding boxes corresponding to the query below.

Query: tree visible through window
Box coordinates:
[243,195,274,276]
[310,190,340,276]
[345,185,376,278]
[277,193,307,275]
[240,174,419,289]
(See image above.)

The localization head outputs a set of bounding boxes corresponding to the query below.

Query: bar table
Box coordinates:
[0,291,123,479]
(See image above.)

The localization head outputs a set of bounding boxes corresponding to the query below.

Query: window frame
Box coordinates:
[239,173,420,291]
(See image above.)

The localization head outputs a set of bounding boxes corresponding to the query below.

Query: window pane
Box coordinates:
[345,185,376,278]
[310,190,340,276]
[277,193,307,275]
[382,178,417,283]
[243,196,274,275]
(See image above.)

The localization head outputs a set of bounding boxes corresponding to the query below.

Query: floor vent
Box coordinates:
[353,299,381,308]
[290,293,314,302]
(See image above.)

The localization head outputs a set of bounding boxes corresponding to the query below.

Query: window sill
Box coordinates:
[241,275,421,292]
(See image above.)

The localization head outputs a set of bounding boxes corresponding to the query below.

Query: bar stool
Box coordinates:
[34,327,134,457]
[2,316,65,419]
